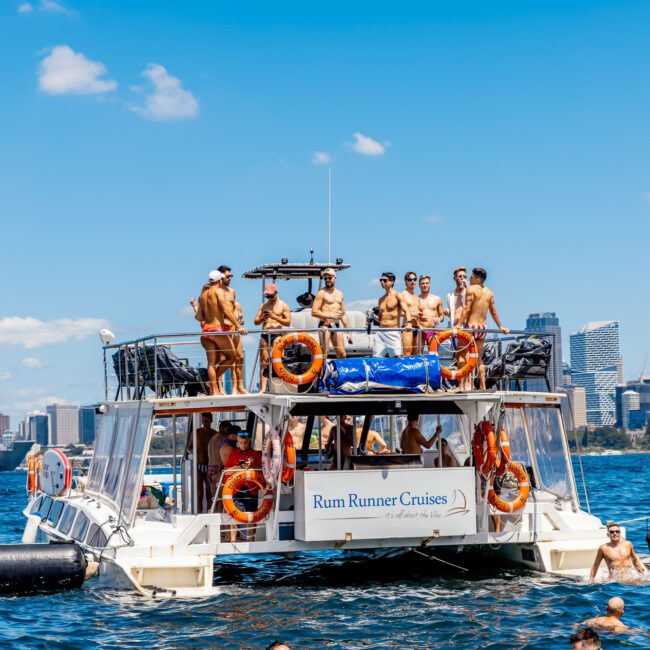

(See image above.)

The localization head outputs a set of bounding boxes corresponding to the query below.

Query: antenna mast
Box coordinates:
[328,166,332,263]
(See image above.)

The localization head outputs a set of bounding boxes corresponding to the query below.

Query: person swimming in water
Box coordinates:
[583,597,630,633]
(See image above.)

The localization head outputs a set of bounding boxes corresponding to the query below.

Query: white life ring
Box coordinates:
[262,428,282,487]
[40,449,72,497]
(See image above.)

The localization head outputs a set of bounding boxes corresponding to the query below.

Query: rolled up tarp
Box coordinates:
[320,354,441,395]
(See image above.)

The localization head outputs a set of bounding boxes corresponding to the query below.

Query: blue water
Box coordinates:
[0,455,649,649]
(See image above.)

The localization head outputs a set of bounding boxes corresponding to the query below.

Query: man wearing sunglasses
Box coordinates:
[589,522,646,581]
[372,272,412,358]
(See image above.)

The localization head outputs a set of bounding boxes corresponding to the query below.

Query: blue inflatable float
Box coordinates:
[320,354,441,395]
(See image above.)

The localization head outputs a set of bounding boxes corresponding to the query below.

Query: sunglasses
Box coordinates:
[379,278,390,283]
[608,529,621,535]
[323,275,334,280]
[406,277,417,282]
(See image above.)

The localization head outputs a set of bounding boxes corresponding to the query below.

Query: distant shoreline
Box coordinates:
[571,449,650,456]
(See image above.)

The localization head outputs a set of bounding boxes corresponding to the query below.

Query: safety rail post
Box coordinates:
[154,336,159,398]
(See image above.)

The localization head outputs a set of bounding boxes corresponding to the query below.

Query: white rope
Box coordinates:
[616,516,650,525]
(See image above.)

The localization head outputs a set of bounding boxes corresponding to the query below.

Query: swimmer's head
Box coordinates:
[606,597,624,617]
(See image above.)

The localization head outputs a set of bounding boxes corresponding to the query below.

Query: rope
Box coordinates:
[413,548,469,572]
[616,516,650,525]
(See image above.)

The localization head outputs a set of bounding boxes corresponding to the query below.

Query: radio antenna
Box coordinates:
[328,166,332,264]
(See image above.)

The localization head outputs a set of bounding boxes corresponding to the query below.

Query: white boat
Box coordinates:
[21,260,614,598]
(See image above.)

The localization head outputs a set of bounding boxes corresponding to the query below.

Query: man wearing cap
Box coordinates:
[224,430,263,541]
[254,283,292,392]
[311,267,352,359]
[194,270,245,395]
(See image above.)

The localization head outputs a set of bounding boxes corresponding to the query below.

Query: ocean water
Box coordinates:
[0,455,649,649]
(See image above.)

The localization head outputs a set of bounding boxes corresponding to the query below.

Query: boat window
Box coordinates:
[47,500,65,527]
[525,407,573,500]
[86,524,108,548]
[71,512,89,541]
[30,495,44,514]
[37,496,53,519]
[58,505,77,535]
[118,405,154,524]
[101,411,136,503]
[504,407,534,470]
[87,410,117,493]
[420,414,470,464]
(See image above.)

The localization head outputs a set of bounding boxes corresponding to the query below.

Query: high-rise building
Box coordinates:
[0,413,10,434]
[46,404,80,446]
[78,406,97,445]
[621,390,641,431]
[24,411,50,446]
[570,321,621,426]
[562,385,588,429]
[525,312,563,391]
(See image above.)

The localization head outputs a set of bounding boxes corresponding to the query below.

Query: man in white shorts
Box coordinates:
[372,272,412,357]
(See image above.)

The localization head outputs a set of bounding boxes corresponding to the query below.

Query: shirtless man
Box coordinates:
[442,267,472,389]
[417,275,444,353]
[400,415,442,455]
[373,272,412,358]
[311,416,335,450]
[459,267,509,390]
[195,270,245,395]
[589,522,646,581]
[206,419,232,505]
[400,272,421,356]
[254,283,292,392]
[288,415,306,451]
[214,265,248,394]
[325,416,355,469]
[583,597,630,632]
[352,417,389,454]
[311,268,352,359]
[185,412,217,513]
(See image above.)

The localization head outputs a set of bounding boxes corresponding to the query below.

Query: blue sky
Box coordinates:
[1,1,649,424]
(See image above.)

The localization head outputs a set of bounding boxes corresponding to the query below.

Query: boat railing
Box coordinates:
[101,327,557,401]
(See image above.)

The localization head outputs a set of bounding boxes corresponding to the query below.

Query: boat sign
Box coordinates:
[294,468,476,541]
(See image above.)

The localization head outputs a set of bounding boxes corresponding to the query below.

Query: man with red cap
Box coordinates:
[254,283,292,391]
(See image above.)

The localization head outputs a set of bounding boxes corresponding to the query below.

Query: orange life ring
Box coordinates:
[428,328,478,381]
[222,469,274,524]
[488,461,530,513]
[271,333,324,385]
[27,455,37,494]
[36,454,43,492]
[495,429,512,477]
[472,421,497,477]
[281,432,296,485]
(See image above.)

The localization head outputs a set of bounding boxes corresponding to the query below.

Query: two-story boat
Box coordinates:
[21,260,612,598]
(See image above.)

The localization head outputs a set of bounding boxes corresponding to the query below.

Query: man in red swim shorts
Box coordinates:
[459,267,509,390]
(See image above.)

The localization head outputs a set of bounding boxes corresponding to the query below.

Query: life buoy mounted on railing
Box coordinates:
[271,333,324,386]
[262,428,297,486]
[222,469,274,524]
[488,462,530,513]
[428,328,478,381]
[472,421,497,477]
[26,455,37,495]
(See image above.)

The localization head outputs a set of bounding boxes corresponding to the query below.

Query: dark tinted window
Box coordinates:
[30,495,44,514]
[47,500,65,526]
[38,496,53,519]
[86,524,108,548]
[58,506,77,535]
[71,512,89,541]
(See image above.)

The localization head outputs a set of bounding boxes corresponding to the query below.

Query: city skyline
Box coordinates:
[1,1,649,420]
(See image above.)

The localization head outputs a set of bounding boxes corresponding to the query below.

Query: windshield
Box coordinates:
[526,406,573,500]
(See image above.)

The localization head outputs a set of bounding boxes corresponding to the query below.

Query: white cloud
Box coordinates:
[21,357,44,368]
[0,317,110,349]
[17,3,34,13]
[422,215,444,224]
[347,132,388,156]
[133,64,198,121]
[347,298,377,312]
[312,151,331,165]
[0,371,11,381]
[38,45,117,95]
[40,0,69,13]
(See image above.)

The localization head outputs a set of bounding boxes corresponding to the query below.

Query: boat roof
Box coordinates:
[242,260,350,280]
[121,390,563,417]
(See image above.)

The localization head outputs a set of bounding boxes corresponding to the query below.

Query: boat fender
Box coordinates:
[21,513,41,544]
[271,333,324,386]
[0,542,86,595]
[262,428,282,486]
[428,328,478,381]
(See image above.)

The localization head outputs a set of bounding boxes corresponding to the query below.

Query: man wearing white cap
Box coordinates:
[254,283,291,391]
[311,267,352,359]
[193,270,244,395]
